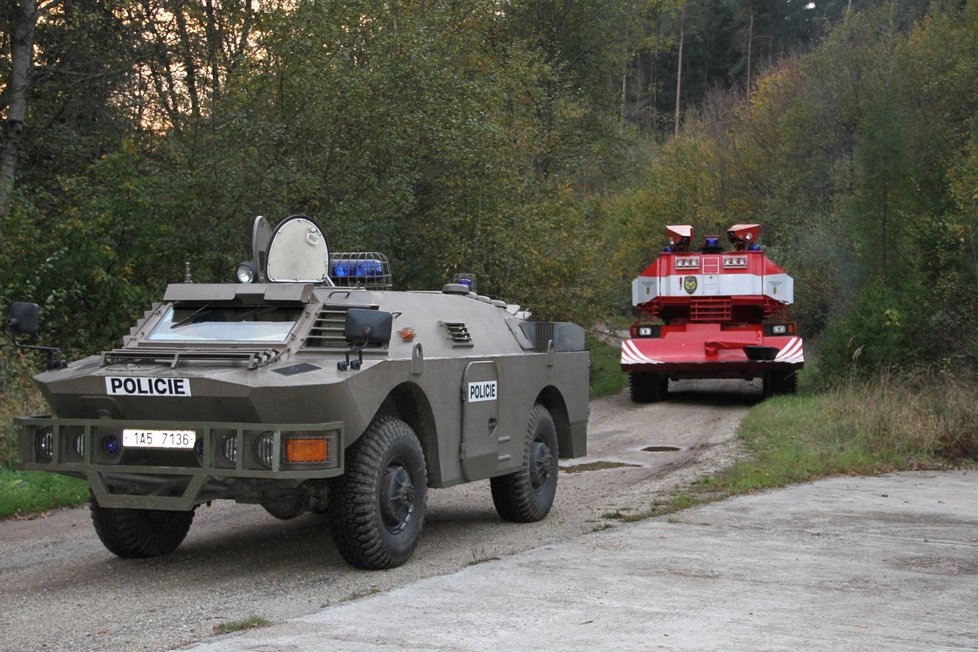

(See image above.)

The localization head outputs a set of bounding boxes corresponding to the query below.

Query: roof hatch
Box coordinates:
[265,215,334,285]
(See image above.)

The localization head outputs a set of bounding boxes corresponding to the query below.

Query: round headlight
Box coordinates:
[36,428,55,461]
[73,432,85,457]
[222,434,238,463]
[235,261,258,284]
[254,432,275,468]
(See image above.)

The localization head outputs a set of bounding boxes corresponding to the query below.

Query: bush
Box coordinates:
[0,349,46,468]
[815,277,931,384]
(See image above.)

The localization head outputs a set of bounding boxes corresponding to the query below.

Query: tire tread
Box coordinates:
[490,404,558,523]
[329,417,427,570]
[90,498,194,559]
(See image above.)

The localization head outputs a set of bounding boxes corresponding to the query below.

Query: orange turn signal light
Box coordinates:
[284,437,329,464]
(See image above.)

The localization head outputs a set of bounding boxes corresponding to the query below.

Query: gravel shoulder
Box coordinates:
[0,380,755,651]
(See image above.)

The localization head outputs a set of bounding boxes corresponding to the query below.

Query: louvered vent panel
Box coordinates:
[304,308,349,349]
[443,321,474,346]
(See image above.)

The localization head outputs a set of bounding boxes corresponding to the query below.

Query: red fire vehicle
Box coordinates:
[621,224,803,401]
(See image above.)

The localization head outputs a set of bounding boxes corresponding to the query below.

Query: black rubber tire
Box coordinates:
[782,371,798,394]
[90,497,194,559]
[260,494,306,520]
[490,404,558,523]
[629,372,667,403]
[763,370,798,397]
[329,417,427,570]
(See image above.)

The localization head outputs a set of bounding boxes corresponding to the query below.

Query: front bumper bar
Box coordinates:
[16,416,344,510]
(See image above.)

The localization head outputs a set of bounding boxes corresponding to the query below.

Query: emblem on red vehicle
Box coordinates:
[683,276,698,295]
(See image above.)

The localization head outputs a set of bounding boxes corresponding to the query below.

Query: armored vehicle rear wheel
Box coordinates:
[629,372,667,402]
[329,417,427,570]
[90,498,194,558]
[490,404,558,523]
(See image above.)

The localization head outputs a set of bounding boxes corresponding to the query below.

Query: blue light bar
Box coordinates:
[331,259,384,278]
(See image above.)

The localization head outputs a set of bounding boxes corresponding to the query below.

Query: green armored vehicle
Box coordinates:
[10,215,589,569]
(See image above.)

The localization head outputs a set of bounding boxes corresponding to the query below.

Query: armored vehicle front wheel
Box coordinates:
[629,372,668,402]
[90,497,195,559]
[490,404,558,523]
[329,417,428,570]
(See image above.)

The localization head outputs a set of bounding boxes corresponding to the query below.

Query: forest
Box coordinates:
[1,0,977,385]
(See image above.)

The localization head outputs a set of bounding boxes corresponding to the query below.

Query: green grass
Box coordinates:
[0,352,89,519]
[722,373,976,488]
[0,468,89,518]
[587,333,627,399]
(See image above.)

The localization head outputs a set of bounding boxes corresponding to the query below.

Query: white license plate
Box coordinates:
[122,429,197,449]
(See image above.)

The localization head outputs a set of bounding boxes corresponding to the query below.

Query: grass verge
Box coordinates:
[604,371,977,522]
[0,351,90,519]
[0,468,89,518]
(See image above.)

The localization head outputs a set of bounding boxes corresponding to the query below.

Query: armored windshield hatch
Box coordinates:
[442,321,473,347]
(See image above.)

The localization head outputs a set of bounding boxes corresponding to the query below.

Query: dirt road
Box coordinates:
[0,380,757,651]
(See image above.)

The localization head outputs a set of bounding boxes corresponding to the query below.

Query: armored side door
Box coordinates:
[460,360,500,481]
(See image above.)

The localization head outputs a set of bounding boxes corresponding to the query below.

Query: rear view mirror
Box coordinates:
[344,309,393,347]
[338,309,392,371]
[7,302,66,369]
[9,302,40,334]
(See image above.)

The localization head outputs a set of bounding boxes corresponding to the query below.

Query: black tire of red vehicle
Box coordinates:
[629,372,666,402]
[782,371,798,394]
[90,497,195,559]
[764,370,798,397]
[329,417,427,570]
[490,404,558,523]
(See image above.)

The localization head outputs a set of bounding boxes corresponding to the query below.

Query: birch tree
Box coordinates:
[0,0,61,219]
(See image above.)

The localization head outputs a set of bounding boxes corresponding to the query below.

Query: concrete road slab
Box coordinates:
[187,470,978,651]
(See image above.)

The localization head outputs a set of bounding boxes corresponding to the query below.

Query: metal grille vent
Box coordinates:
[442,321,473,346]
[304,308,349,349]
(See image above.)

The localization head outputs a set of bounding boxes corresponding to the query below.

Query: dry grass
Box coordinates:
[821,371,978,463]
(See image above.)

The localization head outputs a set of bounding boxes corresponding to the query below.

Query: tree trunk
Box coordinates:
[674,4,685,138]
[746,7,754,101]
[0,0,40,219]
[172,1,202,120]
[204,0,222,107]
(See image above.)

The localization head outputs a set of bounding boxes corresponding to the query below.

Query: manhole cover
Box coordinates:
[642,445,682,452]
